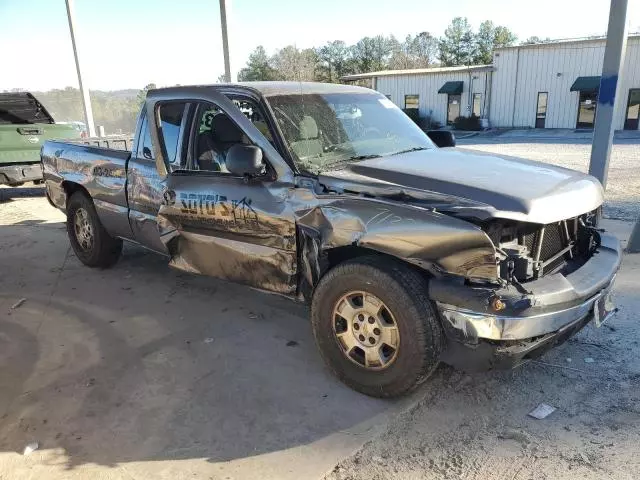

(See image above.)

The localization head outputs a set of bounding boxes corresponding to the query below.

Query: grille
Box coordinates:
[523,222,569,264]
[544,254,567,274]
[540,223,565,262]
[518,220,574,278]
[498,211,596,282]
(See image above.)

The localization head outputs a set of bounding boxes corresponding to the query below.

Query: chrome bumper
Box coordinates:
[432,233,622,341]
[438,277,616,341]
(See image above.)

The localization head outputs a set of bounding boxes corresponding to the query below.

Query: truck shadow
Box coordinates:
[0,321,39,423]
[0,185,44,203]
[0,221,396,472]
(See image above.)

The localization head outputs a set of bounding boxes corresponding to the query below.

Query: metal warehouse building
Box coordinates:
[342,35,640,131]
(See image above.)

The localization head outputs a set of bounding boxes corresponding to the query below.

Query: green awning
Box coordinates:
[438,81,463,94]
[570,76,601,92]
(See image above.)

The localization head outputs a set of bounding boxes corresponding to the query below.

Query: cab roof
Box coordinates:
[151,81,376,98]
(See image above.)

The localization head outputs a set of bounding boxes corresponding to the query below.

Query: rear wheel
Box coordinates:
[66,192,122,268]
[311,256,443,398]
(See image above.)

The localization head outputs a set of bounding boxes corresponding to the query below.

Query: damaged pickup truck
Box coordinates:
[42,82,621,398]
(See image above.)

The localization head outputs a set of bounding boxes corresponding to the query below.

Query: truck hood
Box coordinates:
[318,148,604,224]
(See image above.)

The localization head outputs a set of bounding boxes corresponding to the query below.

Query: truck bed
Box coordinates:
[41,139,132,239]
[68,135,134,151]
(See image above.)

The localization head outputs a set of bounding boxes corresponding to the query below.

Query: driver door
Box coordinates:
[146,89,298,295]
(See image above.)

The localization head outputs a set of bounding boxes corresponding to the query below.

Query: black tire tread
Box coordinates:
[311,255,443,398]
[66,191,122,268]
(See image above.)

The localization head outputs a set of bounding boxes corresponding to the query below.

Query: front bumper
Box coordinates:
[430,233,622,371]
[0,163,43,185]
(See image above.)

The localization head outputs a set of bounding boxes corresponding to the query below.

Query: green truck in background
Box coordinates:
[0,92,80,186]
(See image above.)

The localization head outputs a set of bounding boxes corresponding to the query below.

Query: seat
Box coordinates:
[196,133,221,171]
[197,114,244,171]
[290,116,323,159]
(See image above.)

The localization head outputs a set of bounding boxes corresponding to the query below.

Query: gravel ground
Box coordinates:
[456,138,640,221]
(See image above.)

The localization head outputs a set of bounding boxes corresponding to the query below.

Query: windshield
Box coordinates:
[265,91,435,174]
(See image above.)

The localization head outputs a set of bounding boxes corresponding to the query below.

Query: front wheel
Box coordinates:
[66,191,122,268]
[311,256,443,398]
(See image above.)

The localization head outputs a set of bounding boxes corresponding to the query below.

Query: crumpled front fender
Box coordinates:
[292,190,498,298]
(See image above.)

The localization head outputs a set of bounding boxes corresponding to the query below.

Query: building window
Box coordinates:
[577,91,597,129]
[447,94,461,125]
[404,95,419,109]
[472,94,482,117]
[535,92,548,128]
[624,89,640,130]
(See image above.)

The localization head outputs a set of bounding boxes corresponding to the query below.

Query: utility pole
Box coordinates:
[588,0,628,188]
[219,0,232,82]
[587,0,640,252]
[65,0,96,137]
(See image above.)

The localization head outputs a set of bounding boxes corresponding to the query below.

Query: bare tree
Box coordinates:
[271,46,318,81]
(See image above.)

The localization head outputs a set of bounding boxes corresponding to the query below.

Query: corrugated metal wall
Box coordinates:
[372,37,640,130]
[490,38,640,129]
[376,70,489,126]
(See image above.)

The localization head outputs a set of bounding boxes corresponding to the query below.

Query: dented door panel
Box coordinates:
[162,229,296,294]
[158,174,297,293]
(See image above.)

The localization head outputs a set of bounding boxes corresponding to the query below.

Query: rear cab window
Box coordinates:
[158,102,189,167]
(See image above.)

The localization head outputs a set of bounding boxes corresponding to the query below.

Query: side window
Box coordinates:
[189,98,273,174]
[191,102,244,173]
[158,102,188,166]
[139,114,153,158]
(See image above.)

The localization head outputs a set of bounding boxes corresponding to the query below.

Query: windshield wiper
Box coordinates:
[344,154,382,161]
[389,146,429,156]
[321,154,382,170]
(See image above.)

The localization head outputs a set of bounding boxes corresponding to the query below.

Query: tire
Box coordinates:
[311,256,443,398]
[66,191,122,268]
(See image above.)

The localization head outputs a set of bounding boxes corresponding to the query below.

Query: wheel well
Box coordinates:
[62,181,90,207]
[323,245,432,284]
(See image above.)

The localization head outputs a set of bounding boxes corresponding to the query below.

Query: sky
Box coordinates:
[1,0,639,91]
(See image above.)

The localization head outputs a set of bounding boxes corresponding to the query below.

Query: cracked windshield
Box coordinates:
[267,91,434,174]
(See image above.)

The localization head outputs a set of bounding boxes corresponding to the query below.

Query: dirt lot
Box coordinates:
[1,137,639,480]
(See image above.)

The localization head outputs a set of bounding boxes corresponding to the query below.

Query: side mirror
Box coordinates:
[226,145,265,177]
[427,130,456,148]
[142,146,153,159]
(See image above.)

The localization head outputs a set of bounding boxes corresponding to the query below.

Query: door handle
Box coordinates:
[17,127,44,135]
